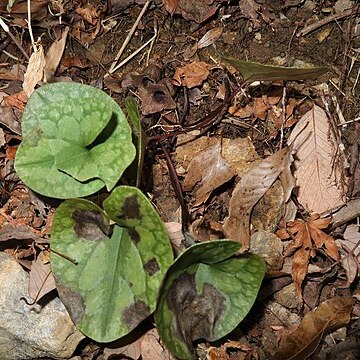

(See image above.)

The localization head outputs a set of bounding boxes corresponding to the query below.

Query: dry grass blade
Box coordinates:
[288,104,346,213]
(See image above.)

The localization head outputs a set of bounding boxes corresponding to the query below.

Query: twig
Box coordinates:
[160,142,191,234]
[27,0,37,52]
[297,5,360,37]
[110,23,157,74]
[108,0,152,74]
[279,84,287,148]
[0,17,29,60]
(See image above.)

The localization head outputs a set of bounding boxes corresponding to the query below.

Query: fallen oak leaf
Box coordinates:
[223,146,292,251]
[273,297,353,360]
[277,214,340,302]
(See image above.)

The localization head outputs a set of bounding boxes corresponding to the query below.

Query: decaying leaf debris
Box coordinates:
[1,0,360,359]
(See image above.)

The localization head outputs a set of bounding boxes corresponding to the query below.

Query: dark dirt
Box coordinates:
[1,0,360,359]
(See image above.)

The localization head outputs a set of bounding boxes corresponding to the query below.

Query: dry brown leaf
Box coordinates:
[141,328,176,360]
[102,328,174,360]
[208,340,258,360]
[273,297,353,360]
[279,151,296,203]
[183,142,236,205]
[173,61,211,88]
[3,90,27,110]
[239,0,261,27]
[44,27,69,82]
[138,83,176,115]
[23,45,46,97]
[162,0,178,14]
[336,224,360,285]
[0,69,21,81]
[165,222,184,255]
[197,27,223,49]
[0,128,5,147]
[0,104,21,134]
[288,104,346,213]
[223,146,292,250]
[228,103,254,118]
[278,214,340,302]
[164,0,222,23]
[176,136,259,175]
[75,3,100,25]
[190,217,224,242]
[0,0,49,20]
[61,56,88,69]
[28,251,56,302]
[253,96,268,120]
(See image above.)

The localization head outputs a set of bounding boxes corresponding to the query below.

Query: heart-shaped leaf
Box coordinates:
[50,187,173,342]
[154,240,265,359]
[15,82,136,198]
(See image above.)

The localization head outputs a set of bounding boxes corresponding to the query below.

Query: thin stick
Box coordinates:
[108,0,152,73]
[0,17,29,60]
[27,0,37,52]
[297,4,360,37]
[110,26,157,73]
[279,84,287,149]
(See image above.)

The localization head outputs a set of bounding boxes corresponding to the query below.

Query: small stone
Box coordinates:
[250,230,284,271]
[255,32,262,41]
[0,252,84,360]
[273,283,298,309]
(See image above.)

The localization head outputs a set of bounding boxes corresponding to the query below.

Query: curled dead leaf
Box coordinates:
[183,142,236,206]
[223,146,292,250]
[274,297,353,360]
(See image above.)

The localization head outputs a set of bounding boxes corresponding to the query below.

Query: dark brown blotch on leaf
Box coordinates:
[128,228,140,244]
[57,283,85,324]
[118,196,141,220]
[167,272,226,348]
[143,257,160,275]
[72,209,110,241]
[122,300,151,330]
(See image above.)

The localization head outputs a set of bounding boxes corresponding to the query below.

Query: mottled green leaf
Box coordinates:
[51,188,173,342]
[224,57,328,81]
[103,186,173,288]
[155,240,265,359]
[15,82,136,198]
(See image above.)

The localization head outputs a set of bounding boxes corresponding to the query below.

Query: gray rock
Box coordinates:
[250,230,284,271]
[0,252,85,360]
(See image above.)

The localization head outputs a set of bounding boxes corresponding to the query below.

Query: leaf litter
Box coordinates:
[287,104,347,213]
[277,214,340,303]
[1,0,360,359]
